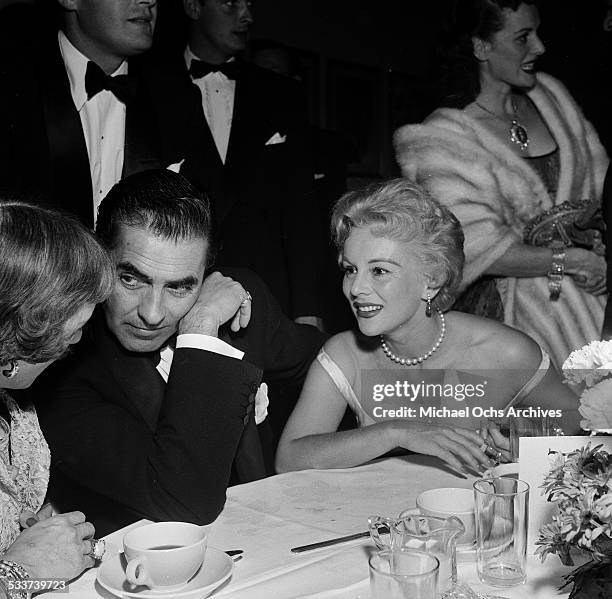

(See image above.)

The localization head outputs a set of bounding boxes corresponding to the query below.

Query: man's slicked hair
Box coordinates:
[96,169,216,265]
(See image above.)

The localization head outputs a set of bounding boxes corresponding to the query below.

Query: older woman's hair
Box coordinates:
[0,201,114,364]
[438,0,538,107]
[96,169,215,266]
[331,179,465,311]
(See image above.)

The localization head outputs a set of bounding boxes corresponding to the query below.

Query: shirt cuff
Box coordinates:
[176,334,244,360]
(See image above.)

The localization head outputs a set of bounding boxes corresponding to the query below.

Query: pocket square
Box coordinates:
[254,382,269,425]
[265,132,287,146]
[166,159,185,173]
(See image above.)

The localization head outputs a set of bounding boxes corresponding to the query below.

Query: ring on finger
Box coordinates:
[86,538,106,560]
[240,291,252,307]
[483,444,502,461]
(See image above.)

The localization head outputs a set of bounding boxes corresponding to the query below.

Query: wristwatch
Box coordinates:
[548,248,566,301]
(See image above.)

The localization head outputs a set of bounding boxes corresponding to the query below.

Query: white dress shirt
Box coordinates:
[184,46,235,164]
[156,334,243,382]
[156,335,268,424]
[59,31,126,223]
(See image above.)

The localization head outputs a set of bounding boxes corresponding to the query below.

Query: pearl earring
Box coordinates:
[425,293,432,318]
[2,361,19,379]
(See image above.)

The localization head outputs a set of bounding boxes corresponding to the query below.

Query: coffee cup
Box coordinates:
[403,488,475,546]
[123,522,207,590]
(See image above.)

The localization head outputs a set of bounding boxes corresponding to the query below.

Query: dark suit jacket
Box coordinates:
[184,61,323,319]
[0,12,206,228]
[34,268,325,535]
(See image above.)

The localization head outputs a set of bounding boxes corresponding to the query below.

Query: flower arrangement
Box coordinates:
[536,444,612,599]
[562,340,612,433]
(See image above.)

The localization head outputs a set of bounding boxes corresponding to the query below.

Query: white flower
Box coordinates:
[254,383,269,425]
[578,379,612,431]
[591,340,612,367]
[563,340,612,386]
[595,494,612,523]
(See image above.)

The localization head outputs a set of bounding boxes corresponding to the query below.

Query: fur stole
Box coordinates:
[394,73,609,287]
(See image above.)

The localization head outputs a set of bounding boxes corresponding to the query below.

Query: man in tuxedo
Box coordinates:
[0,0,204,227]
[35,169,325,535]
[181,0,324,326]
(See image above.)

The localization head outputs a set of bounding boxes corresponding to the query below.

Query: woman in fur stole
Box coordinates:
[394,0,609,370]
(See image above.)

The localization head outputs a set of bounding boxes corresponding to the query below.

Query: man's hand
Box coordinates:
[178,271,252,337]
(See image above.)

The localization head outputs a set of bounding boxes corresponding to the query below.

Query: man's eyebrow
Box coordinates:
[166,276,199,288]
[116,262,152,284]
[116,262,199,288]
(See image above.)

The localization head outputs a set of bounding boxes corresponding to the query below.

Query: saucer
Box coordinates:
[96,546,233,599]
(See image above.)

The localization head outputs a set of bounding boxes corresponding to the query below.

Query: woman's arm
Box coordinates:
[276,346,491,474]
[485,243,606,294]
[275,357,399,471]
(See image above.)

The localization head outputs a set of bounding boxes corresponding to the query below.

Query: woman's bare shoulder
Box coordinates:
[447,311,542,369]
[323,330,377,379]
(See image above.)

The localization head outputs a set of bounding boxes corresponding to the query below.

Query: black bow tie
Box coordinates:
[85,61,137,104]
[189,59,241,80]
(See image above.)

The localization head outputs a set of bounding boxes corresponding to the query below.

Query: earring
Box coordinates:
[425,293,432,318]
[2,361,19,379]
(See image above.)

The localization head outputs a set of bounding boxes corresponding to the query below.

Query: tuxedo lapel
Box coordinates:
[123,62,163,177]
[217,69,277,224]
[40,42,93,227]
[94,316,166,431]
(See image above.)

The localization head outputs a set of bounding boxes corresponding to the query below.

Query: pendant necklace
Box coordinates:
[474,98,530,151]
[380,310,446,366]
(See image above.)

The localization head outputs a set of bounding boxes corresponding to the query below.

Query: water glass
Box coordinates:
[473,477,529,587]
[369,548,439,599]
[509,416,564,460]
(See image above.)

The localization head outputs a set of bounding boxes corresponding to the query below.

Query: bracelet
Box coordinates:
[548,248,565,301]
[0,560,29,599]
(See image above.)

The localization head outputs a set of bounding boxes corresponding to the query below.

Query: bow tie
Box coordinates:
[189,59,241,80]
[85,61,137,104]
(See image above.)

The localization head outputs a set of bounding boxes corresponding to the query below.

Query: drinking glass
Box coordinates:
[369,512,464,593]
[473,477,529,587]
[484,416,563,461]
[509,416,564,460]
[368,548,439,599]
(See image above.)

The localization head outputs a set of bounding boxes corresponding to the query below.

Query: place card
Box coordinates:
[518,435,612,552]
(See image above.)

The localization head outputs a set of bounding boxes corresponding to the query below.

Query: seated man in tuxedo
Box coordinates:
[34,169,326,535]
[0,0,204,227]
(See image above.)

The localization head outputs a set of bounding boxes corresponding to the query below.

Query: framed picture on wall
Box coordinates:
[326,60,384,177]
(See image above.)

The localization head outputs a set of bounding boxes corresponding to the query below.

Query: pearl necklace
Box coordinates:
[474,99,530,152]
[380,310,446,366]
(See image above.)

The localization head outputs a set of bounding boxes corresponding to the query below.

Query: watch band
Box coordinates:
[548,248,566,301]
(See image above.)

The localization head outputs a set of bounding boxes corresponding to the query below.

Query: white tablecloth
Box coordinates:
[56,456,572,598]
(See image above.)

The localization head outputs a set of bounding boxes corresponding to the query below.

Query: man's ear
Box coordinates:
[472,36,491,61]
[183,0,202,20]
